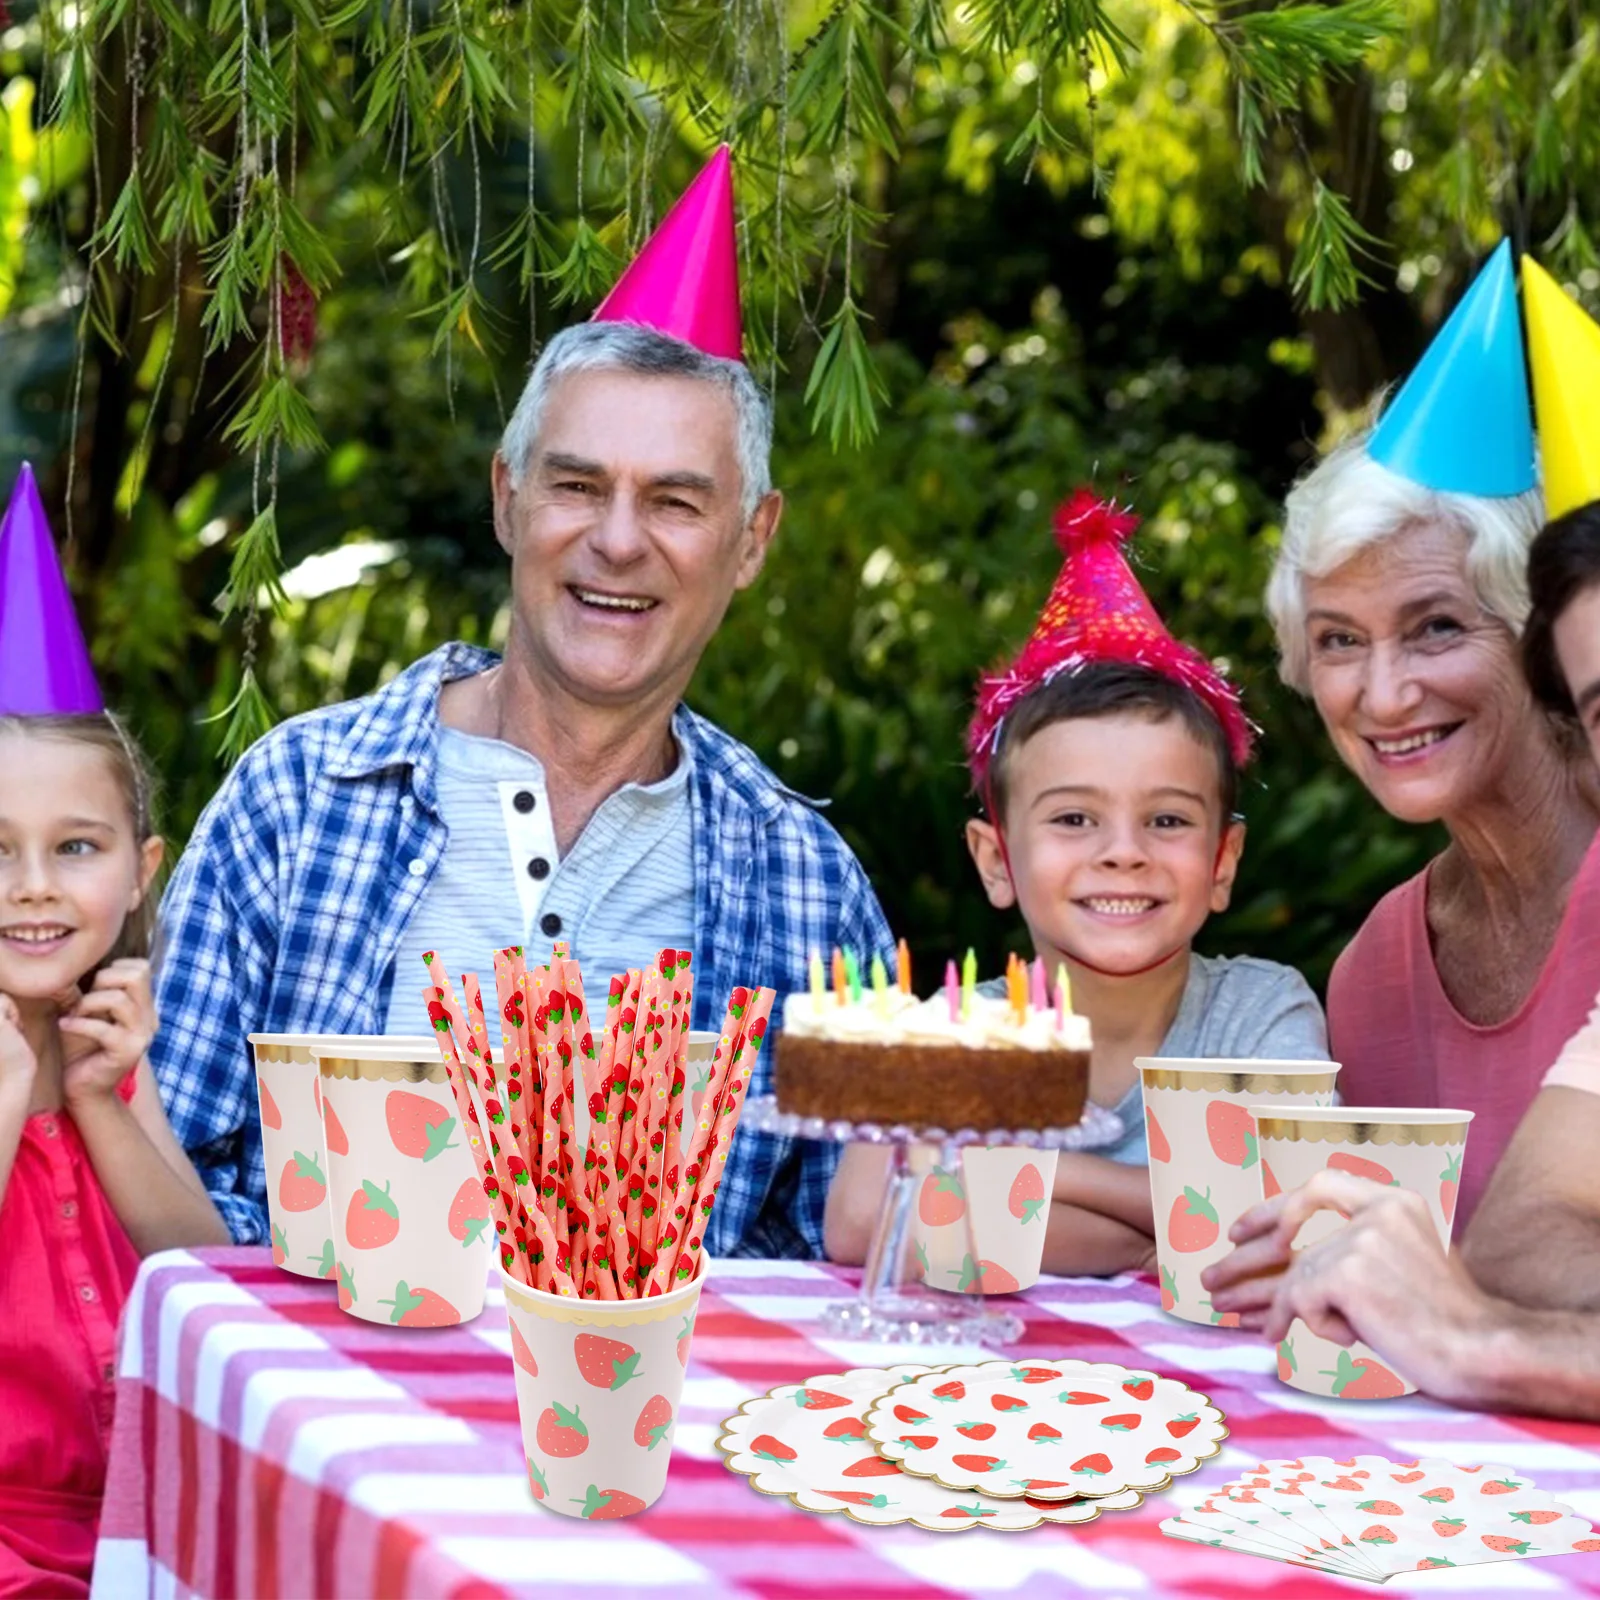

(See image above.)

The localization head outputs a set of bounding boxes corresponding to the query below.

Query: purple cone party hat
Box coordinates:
[592,145,743,362]
[1368,239,1535,496]
[0,463,104,716]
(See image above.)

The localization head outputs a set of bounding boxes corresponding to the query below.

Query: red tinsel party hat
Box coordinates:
[967,490,1254,792]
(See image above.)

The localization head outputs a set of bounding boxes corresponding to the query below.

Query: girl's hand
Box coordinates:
[0,995,38,1100]
[59,959,156,1108]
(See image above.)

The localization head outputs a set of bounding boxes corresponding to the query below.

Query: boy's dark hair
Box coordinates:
[1523,501,1600,717]
[986,662,1239,822]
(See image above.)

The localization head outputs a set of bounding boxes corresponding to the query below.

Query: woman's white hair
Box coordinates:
[499,321,774,522]
[1266,430,1546,693]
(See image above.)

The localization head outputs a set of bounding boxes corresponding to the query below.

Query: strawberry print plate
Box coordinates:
[718,1364,1142,1532]
[864,1359,1226,1500]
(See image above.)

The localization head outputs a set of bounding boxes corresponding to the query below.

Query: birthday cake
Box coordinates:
[776,983,1091,1133]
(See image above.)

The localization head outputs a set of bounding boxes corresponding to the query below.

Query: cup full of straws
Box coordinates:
[423,942,774,1518]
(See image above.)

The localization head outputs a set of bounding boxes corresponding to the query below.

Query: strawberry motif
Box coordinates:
[954,1255,1022,1294]
[1420,1486,1454,1503]
[525,1456,547,1501]
[1357,1499,1403,1515]
[383,1090,459,1163]
[1159,1265,1178,1312]
[918,1168,966,1227]
[258,1078,282,1130]
[893,1403,930,1424]
[1572,1538,1600,1551]
[1480,1535,1532,1554]
[1167,1187,1220,1252]
[1145,1447,1182,1466]
[1509,1509,1562,1525]
[1360,1525,1398,1545]
[951,1454,1006,1473]
[823,1416,868,1443]
[1099,1413,1141,1432]
[270,1224,288,1266]
[1438,1150,1462,1225]
[1166,1412,1201,1439]
[1416,1557,1455,1569]
[1121,1377,1154,1402]
[896,1434,935,1451]
[1481,1476,1523,1495]
[307,1238,336,1279]
[1009,1366,1061,1385]
[1321,1476,1364,1491]
[1060,1391,1108,1406]
[447,1179,490,1248]
[1327,1151,1397,1186]
[941,1503,997,1519]
[378,1281,460,1326]
[1277,1338,1297,1381]
[1016,1480,1071,1496]
[322,1095,349,1157]
[1007,1162,1047,1225]
[956,1421,996,1441]
[574,1334,641,1390]
[676,1314,695,1368]
[1206,1100,1258,1169]
[1262,1159,1282,1199]
[1320,1350,1406,1399]
[1391,1469,1426,1483]
[793,1386,850,1410]
[1027,1422,1062,1443]
[278,1151,326,1213]
[931,1380,965,1404]
[1071,1453,1112,1476]
[751,1434,797,1464]
[509,1320,539,1376]
[336,1261,356,1310]
[345,1179,400,1250]
[632,1394,673,1452]
[536,1401,589,1457]
[990,1392,1028,1413]
[821,1491,894,1508]
[1432,1517,1466,1537]
[1146,1106,1171,1163]
[571,1485,648,1520]
[841,1456,901,1478]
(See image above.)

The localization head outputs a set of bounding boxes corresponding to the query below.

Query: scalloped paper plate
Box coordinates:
[865,1358,1227,1500]
[718,1364,1143,1532]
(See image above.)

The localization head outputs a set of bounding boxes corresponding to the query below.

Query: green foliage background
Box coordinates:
[4,0,1599,986]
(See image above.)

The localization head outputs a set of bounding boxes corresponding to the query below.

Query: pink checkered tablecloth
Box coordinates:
[91,1247,1600,1598]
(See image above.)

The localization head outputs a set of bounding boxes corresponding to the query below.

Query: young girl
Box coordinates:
[0,712,229,1597]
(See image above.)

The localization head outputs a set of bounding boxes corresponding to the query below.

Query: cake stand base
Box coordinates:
[819,1290,1025,1348]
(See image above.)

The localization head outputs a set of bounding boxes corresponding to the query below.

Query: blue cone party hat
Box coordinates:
[1368,239,1536,497]
[0,463,104,716]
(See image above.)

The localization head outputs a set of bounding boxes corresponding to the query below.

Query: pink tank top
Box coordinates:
[1328,829,1600,1233]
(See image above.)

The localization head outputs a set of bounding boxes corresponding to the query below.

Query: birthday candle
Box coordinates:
[832,947,847,1006]
[961,948,976,1020]
[944,958,959,1023]
[896,937,912,995]
[809,950,825,1002]
[844,949,863,1005]
[1056,962,1073,1022]
[1030,957,1047,1013]
[870,954,888,1014]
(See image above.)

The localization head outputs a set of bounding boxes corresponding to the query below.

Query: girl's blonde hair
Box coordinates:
[0,712,163,966]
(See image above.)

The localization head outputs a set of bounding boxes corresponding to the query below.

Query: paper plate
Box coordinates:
[865,1358,1226,1500]
[718,1364,1142,1532]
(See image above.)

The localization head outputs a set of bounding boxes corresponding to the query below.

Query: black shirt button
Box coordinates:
[540,912,562,937]
[513,790,537,813]
[527,857,550,880]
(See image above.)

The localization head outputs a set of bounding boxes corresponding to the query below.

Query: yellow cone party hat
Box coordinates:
[1523,258,1600,519]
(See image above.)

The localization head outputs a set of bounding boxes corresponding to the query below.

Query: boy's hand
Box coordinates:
[60,959,156,1107]
[0,995,39,1100]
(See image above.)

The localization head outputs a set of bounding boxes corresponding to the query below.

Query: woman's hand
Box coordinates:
[0,995,39,1102]
[59,959,157,1108]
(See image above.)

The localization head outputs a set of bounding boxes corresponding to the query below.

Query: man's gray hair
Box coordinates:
[499,321,774,521]
[1266,430,1546,693]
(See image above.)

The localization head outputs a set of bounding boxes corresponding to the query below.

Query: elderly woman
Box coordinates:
[1264,436,1600,1231]
[1200,499,1600,1418]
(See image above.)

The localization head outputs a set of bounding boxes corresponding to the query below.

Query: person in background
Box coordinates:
[825,490,1326,1278]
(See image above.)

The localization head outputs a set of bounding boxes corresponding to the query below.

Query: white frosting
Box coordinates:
[783,989,1091,1052]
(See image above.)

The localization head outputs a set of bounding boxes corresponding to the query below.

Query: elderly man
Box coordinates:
[153,150,892,1259]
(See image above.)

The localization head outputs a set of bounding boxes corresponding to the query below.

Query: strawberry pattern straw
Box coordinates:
[426,943,769,1300]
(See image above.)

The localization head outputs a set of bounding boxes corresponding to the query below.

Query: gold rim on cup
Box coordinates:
[309,1038,452,1084]
[500,1250,709,1326]
[1137,1058,1341,1095]
[248,1032,435,1065]
[1249,1105,1475,1148]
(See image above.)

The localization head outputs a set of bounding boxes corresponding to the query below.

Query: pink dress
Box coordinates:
[0,1076,139,1598]
[1328,830,1600,1233]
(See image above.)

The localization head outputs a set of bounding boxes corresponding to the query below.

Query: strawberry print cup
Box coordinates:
[1249,1106,1472,1400]
[249,1033,425,1281]
[312,1040,493,1328]
[910,1146,1060,1296]
[1139,1059,1340,1327]
[503,1253,708,1520]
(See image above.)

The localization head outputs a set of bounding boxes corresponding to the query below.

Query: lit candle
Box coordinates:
[896,937,912,995]
[871,954,889,1013]
[945,958,959,1023]
[1056,962,1073,1021]
[1030,956,1047,1013]
[844,948,863,1005]
[809,949,825,1002]
[832,947,847,1006]
[961,947,977,1020]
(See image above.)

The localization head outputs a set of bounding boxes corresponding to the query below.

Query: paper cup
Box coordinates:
[312,1040,493,1327]
[1140,1058,1341,1326]
[249,1032,428,1280]
[1250,1105,1472,1400]
[504,1253,708,1519]
[910,1146,1060,1294]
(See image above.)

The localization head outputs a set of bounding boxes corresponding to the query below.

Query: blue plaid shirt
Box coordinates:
[152,642,892,1260]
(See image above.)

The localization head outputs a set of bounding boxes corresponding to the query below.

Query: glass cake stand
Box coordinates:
[741,1095,1124,1348]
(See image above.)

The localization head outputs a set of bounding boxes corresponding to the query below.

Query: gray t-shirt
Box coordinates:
[982,953,1328,1165]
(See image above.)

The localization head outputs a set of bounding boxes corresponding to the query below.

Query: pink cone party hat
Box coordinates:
[592,145,743,362]
[968,490,1253,793]
[0,463,104,716]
